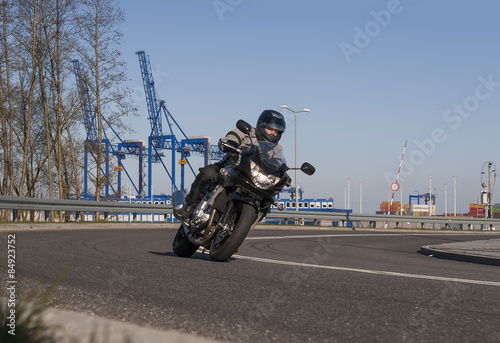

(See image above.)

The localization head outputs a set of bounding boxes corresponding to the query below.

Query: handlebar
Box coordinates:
[221,142,243,154]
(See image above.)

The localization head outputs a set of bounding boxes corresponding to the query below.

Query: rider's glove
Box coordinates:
[219,138,239,152]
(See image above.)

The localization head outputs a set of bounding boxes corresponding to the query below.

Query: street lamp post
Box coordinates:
[280,105,310,211]
[453,175,457,216]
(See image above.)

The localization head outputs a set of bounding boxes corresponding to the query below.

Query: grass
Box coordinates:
[2,256,137,342]
[1,298,57,343]
[1,258,76,342]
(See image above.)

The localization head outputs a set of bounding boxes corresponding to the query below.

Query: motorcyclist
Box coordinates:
[176,109,287,219]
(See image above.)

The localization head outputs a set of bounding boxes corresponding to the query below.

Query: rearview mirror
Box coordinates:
[301,162,315,176]
[236,120,252,135]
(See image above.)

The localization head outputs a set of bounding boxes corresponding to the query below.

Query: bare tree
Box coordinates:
[15,0,39,202]
[45,0,82,201]
[38,0,82,203]
[0,0,133,222]
[0,0,16,220]
[74,0,135,208]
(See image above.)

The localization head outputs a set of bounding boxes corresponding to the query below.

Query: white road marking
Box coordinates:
[246,233,487,240]
[245,233,386,240]
[240,233,500,286]
[233,255,500,287]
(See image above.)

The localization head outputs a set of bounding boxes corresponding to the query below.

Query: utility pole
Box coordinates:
[429,176,432,216]
[359,180,363,214]
[444,184,447,217]
[347,177,351,211]
[481,162,496,219]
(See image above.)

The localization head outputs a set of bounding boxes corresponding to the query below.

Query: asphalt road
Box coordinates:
[1,224,500,342]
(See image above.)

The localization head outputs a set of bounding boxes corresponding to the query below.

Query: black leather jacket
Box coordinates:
[216,125,290,186]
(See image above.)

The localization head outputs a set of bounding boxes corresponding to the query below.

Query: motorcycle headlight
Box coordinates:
[250,161,281,189]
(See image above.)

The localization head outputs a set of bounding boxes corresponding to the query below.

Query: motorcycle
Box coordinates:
[171,120,315,262]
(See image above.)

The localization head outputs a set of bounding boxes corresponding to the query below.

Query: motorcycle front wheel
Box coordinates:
[172,225,199,257]
[209,202,257,262]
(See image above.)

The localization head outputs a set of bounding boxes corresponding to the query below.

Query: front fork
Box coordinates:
[184,184,225,246]
[217,198,236,234]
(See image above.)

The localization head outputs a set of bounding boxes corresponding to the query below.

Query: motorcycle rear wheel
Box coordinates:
[172,225,199,257]
[209,202,257,262]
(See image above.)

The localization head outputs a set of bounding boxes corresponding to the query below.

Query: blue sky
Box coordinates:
[115,0,500,214]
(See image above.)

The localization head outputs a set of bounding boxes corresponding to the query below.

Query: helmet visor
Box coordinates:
[262,121,285,133]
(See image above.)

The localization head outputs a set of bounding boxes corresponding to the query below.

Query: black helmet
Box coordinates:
[256,110,286,143]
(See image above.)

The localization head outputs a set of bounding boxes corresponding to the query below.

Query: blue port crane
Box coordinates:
[409,193,436,205]
[135,51,224,197]
[71,59,145,199]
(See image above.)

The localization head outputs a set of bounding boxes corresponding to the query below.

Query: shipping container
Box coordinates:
[470,203,483,209]
[468,208,485,217]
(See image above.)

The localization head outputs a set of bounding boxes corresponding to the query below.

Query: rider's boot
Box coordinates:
[177,203,195,219]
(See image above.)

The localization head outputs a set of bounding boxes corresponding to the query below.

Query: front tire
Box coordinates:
[209,202,257,262]
[172,225,198,257]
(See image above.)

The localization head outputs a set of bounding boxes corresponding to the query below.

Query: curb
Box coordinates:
[39,307,220,343]
[418,246,500,266]
[418,239,500,266]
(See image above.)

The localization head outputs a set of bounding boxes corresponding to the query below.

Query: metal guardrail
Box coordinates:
[265,210,500,226]
[0,196,171,214]
[0,196,499,228]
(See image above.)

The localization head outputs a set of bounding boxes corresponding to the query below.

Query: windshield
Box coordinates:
[255,141,286,172]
